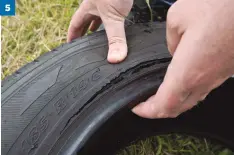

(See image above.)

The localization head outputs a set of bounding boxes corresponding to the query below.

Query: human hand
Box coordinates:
[132,0,234,118]
[67,0,133,63]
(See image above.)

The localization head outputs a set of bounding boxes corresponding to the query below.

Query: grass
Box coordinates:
[117,135,234,155]
[1,0,234,155]
[1,0,79,79]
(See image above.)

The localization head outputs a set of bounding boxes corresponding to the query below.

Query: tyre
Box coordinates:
[2,22,234,155]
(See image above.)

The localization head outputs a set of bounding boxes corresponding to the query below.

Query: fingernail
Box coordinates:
[108,50,127,63]
[131,106,138,113]
[131,102,143,114]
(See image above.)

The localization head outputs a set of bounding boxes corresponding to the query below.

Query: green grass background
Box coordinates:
[1,0,234,154]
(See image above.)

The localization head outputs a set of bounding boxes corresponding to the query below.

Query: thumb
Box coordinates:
[101,16,128,63]
[132,29,198,118]
[166,1,184,55]
[132,78,190,118]
[97,0,132,63]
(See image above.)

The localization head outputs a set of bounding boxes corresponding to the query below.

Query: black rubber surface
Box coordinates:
[66,74,234,155]
[2,22,234,155]
[2,22,170,155]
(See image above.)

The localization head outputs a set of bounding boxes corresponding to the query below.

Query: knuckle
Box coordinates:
[108,0,133,15]
[182,81,195,93]
[160,106,178,118]
[182,72,206,92]
[164,103,178,113]
[167,6,180,30]
[108,36,126,45]
[161,99,183,118]
[180,74,200,93]
[99,0,132,21]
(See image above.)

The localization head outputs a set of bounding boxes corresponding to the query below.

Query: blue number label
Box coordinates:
[0,0,15,16]
[5,4,11,12]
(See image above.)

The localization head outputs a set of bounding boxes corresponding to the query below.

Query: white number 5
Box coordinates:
[5,4,11,12]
